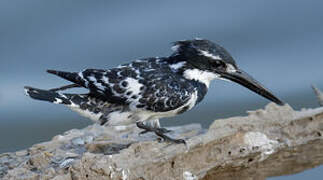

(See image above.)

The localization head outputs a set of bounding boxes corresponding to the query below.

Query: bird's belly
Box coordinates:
[69,106,103,122]
[68,91,198,126]
[104,111,135,126]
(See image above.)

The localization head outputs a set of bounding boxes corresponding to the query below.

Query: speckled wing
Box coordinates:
[135,68,195,112]
[47,58,195,112]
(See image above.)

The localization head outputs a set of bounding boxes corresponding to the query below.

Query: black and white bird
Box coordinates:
[24,39,283,144]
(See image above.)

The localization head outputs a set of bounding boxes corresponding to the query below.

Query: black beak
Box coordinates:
[220,69,284,105]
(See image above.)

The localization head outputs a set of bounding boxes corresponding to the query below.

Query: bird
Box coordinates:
[24,39,284,144]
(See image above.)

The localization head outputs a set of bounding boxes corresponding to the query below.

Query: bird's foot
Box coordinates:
[139,127,171,135]
[136,122,186,144]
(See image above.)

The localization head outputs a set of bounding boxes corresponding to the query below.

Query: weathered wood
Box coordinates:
[312,85,323,106]
[1,103,323,180]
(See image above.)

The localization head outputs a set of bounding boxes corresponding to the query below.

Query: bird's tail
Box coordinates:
[24,86,107,123]
[46,70,87,87]
[24,86,81,105]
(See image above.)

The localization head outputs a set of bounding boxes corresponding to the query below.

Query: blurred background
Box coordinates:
[0,0,322,179]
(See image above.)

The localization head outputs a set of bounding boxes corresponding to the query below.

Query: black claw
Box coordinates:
[136,122,185,144]
[157,137,163,143]
[154,130,186,144]
[174,139,186,145]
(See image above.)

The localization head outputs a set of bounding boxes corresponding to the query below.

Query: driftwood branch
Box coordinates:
[312,85,323,106]
[1,88,323,179]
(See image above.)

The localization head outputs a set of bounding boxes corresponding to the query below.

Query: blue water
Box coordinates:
[1,1,323,179]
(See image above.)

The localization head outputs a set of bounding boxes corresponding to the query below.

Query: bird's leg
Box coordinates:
[136,122,186,144]
[139,119,171,135]
[49,84,81,92]
[152,119,172,133]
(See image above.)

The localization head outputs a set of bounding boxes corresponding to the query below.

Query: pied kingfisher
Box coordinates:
[24,39,283,144]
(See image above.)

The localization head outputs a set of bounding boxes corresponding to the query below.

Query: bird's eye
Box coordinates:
[210,60,226,69]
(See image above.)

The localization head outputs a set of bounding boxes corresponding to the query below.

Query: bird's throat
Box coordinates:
[183,69,219,88]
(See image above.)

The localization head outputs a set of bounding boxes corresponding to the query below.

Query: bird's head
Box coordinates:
[171,39,284,105]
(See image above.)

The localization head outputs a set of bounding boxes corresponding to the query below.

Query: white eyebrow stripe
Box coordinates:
[199,50,222,60]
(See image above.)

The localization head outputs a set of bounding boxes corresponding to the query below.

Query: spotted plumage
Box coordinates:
[42,57,206,125]
[25,39,283,144]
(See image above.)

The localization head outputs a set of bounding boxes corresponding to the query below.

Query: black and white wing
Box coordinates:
[47,58,197,112]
